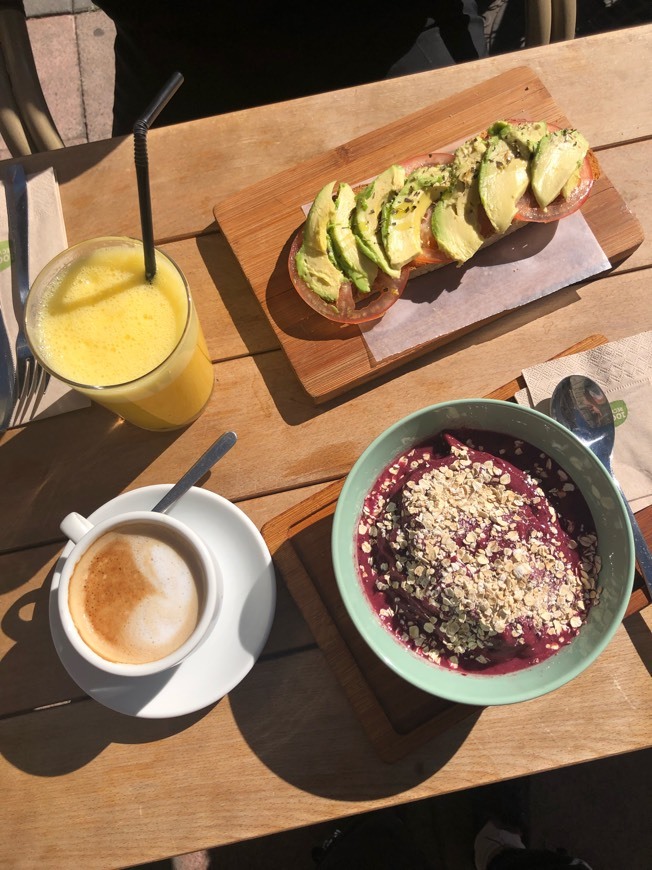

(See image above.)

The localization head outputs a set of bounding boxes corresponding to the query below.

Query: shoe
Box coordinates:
[474,819,525,870]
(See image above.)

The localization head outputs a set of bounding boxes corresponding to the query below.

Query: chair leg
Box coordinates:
[551,0,576,42]
[525,0,553,47]
[0,54,33,156]
[0,8,64,153]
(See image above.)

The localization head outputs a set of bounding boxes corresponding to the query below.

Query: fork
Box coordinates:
[5,164,50,425]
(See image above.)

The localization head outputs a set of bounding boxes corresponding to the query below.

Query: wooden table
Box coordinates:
[1,24,651,868]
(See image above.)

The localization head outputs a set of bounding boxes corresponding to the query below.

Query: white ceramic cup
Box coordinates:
[58,510,221,677]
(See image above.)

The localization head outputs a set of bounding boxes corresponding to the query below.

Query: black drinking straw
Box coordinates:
[133,72,184,281]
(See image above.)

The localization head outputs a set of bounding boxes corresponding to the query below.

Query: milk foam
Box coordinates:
[69,524,201,665]
[124,541,197,646]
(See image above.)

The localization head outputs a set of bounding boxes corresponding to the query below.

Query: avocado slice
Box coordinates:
[296,181,346,302]
[531,129,589,209]
[489,120,548,157]
[432,183,486,264]
[328,182,378,294]
[560,166,582,201]
[383,164,452,268]
[431,135,487,264]
[478,135,530,233]
[451,134,488,185]
[353,164,405,278]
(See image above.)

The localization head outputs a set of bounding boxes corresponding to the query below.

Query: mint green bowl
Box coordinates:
[332,399,635,706]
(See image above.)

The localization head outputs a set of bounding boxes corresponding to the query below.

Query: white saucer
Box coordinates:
[49,485,276,718]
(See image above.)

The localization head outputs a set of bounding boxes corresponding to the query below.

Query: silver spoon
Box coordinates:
[152,430,237,513]
[550,375,652,596]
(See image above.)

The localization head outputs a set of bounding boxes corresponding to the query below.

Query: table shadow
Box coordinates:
[624,610,652,676]
[0,402,185,572]
[228,645,481,801]
[0,557,476,790]
[0,558,218,776]
[0,547,219,775]
[195,230,279,359]
[0,694,215,777]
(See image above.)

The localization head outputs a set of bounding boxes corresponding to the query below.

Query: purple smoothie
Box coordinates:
[355,429,601,675]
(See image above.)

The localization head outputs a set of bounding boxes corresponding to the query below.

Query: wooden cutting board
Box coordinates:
[261,336,651,762]
[213,67,644,404]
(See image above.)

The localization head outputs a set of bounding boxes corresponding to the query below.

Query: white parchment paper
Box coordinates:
[360,212,611,362]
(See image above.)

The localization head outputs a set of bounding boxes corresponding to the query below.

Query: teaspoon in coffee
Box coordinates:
[152,430,237,514]
[550,375,652,596]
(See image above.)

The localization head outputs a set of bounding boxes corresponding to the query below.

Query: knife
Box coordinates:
[5,165,30,314]
[0,165,23,432]
[0,310,15,432]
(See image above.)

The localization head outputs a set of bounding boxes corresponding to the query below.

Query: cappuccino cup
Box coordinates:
[57,509,220,677]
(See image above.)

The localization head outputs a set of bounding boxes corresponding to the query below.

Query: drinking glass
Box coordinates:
[25,236,214,430]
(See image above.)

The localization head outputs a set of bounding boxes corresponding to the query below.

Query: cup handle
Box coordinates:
[60,512,94,544]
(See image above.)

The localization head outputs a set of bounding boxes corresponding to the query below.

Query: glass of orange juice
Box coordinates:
[25,237,214,431]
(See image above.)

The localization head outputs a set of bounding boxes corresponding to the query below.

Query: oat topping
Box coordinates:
[356,431,601,674]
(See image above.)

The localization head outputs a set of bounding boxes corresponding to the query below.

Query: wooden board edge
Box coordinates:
[486,334,609,399]
[262,479,344,555]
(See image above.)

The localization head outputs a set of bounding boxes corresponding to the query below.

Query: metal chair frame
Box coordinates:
[0,6,63,157]
[525,0,577,46]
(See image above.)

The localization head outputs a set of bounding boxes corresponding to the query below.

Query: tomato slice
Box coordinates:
[511,121,597,223]
[288,230,409,324]
[412,207,453,268]
[515,151,596,222]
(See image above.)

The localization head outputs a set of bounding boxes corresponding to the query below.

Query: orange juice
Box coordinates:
[26,238,214,430]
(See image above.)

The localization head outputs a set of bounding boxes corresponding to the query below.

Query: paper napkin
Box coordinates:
[360,212,611,362]
[0,167,89,426]
[515,331,652,511]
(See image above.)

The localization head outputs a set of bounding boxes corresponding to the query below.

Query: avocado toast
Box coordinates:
[290,119,595,323]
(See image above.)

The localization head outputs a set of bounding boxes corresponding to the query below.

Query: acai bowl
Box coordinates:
[332,399,634,706]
